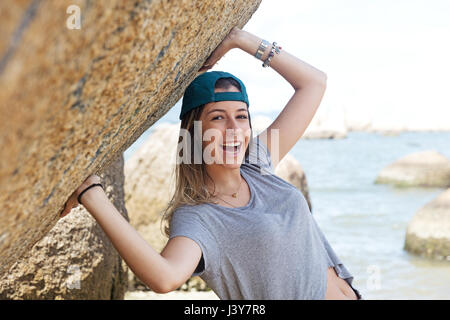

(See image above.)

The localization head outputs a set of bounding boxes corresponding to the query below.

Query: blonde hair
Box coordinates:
[160,79,253,238]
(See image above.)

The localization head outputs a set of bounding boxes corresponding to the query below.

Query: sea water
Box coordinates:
[291,130,450,300]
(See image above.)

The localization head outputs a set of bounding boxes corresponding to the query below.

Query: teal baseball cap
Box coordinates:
[179,71,249,120]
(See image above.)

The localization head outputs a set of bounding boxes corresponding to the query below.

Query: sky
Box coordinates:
[160,0,450,131]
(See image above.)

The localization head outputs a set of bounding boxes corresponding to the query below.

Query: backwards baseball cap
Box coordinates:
[179,71,249,120]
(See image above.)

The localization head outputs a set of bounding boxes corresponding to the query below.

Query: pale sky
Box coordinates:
[168,0,450,131]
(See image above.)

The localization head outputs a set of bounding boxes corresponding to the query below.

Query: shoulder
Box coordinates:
[244,135,275,174]
[171,205,203,223]
[170,204,213,233]
[169,206,212,250]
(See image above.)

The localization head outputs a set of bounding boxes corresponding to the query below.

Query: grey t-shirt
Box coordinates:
[169,135,363,300]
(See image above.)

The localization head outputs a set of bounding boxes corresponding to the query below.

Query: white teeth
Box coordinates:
[222,142,242,147]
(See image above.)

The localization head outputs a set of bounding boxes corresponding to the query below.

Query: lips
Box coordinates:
[220,141,242,154]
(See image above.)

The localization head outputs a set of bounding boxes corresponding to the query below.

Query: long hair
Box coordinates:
[160,77,253,237]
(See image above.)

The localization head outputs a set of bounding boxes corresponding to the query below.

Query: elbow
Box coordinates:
[152,283,174,294]
[146,274,180,294]
[147,276,178,294]
[296,72,327,91]
[312,71,327,88]
[313,72,327,91]
[318,72,327,87]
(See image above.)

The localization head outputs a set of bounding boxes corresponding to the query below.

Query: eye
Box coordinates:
[212,115,248,120]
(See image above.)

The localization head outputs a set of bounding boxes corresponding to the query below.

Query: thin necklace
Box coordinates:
[213,175,243,208]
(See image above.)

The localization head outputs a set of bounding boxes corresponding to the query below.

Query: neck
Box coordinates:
[204,164,242,196]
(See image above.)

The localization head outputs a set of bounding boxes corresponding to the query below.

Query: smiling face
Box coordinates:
[199,87,252,169]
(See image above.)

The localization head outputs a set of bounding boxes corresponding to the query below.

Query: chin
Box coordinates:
[218,151,246,168]
[221,162,243,169]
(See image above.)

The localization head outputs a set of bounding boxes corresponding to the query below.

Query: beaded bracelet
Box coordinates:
[262,42,282,68]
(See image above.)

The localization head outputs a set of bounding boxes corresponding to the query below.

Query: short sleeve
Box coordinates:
[244,135,274,174]
[169,209,219,278]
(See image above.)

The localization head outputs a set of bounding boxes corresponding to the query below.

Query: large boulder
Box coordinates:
[404,188,450,260]
[0,155,129,299]
[0,0,262,277]
[375,151,450,188]
[124,122,313,291]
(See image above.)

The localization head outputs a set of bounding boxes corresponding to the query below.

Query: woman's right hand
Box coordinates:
[198,26,243,72]
[59,174,102,218]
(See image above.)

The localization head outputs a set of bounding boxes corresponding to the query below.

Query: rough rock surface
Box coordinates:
[404,188,450,260]
[0,155,129,299]
[375,151,450,188]
[0,0,262,276]
[124,122,313,291]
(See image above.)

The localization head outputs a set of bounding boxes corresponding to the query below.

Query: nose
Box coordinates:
[226,116,239,128]
[224,118,244,140]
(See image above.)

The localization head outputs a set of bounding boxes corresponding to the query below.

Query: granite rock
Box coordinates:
[0,0,262,276]
[404,188,450,260]
[375,151,450,188]
[0,155,129,299]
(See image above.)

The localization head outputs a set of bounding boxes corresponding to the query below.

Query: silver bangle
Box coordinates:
[255,39,270,60]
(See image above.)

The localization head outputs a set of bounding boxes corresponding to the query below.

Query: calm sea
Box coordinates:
[125,108,450,300]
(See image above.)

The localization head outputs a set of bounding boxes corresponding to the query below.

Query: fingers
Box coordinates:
[60,177,92,219]
[199,65,211,72]
[199,64,212,73]
[59,202,67,217]
[200,44,228,72]
[201,59,215,70]
[199,58,222,72]
[59,200,80,218]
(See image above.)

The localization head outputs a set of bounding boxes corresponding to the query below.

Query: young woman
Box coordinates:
[61,27,362,300]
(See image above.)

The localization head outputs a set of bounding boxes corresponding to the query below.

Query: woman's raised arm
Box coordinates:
[235,28,327,167]
[60,176,202,294]
[199,27,327,167]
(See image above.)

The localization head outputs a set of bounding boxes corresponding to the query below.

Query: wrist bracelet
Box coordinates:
[255,39,270,60]
[263,42,282,68]
[78,183,104,205]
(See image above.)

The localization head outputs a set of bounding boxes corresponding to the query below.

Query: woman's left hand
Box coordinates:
[199,26,242,72]
[59,174,102,218]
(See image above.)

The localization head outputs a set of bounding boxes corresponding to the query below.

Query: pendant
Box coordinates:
[232,193,237,198]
